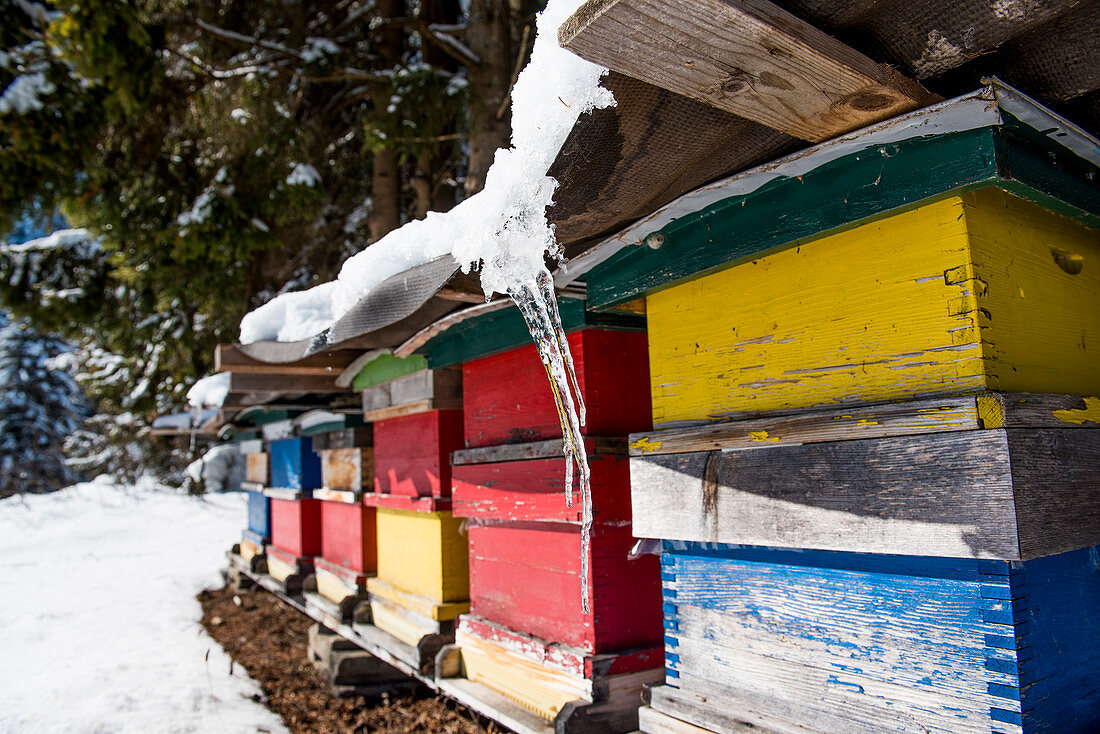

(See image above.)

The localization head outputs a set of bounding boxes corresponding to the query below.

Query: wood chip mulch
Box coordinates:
[198,585,500,734]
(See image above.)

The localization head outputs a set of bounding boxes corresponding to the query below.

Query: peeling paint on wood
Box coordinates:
[645,191,1100,424]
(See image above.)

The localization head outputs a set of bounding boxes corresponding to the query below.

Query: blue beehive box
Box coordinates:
[269,436,322,491]
[246,489,270,538]
[657,542,1100,733]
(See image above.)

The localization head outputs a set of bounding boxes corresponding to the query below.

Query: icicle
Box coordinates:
[508,266,593,613]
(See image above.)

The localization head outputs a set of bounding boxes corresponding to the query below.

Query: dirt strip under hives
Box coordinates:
[199,585,500,734]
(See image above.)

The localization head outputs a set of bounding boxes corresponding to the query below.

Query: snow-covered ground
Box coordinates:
[0,477,289,734]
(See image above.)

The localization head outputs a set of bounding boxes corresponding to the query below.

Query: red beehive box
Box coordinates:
[465,519,662,653]
[453,450,661,653]
[269,495,322,557]
[451,447,632,523]
[461,329,651,448]
[370,409,464,507]
[319,499,376,574]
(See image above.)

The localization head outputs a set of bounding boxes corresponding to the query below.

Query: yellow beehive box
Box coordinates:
[372,507,469,603]
[647,187,1100,424]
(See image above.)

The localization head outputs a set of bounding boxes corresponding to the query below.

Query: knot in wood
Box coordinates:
[720,70,751,95]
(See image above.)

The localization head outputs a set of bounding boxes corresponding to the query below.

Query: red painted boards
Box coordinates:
[270,498,322,557]
[319,501,377,573]
[373,409,464,501]
[452,454,632,523]
[467,520,662,653]
[462,329,652,448]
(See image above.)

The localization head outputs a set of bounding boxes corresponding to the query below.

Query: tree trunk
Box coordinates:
[465,0,515,196]
[369,0,406,241]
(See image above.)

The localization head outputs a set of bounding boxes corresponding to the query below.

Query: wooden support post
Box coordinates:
[559,0,934,141]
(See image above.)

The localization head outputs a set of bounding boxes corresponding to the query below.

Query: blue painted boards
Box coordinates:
[269,437,322,490]
[246,489,270,538]
[660,542,1100,734]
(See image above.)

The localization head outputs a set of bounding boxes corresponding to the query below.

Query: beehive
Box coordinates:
[608,98,1100,734]
[269,437,322,490]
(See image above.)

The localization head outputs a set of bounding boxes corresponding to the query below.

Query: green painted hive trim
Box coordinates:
[233,407,303,427]
[352,353,428,391]
[416,297,645,369]
[585,104,1100,310]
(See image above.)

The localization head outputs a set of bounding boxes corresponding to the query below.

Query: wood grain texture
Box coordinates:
[965,188,1100,397]
[657,544,1100,734]
[632,429,1019,558]
[215,343,357,374]
[452,454,633,523]
[1007,429,1100,560]
[226,371,349,394]
[451,437,627,466]
[245,453,269,484]
[373,409,464,500]
[319,500,376,574]
[638,705,737,734]
[632,427,1100,560]
[462,330,651,448]
[361,368,462,417]
[458,615,664,679]
[645,192,1100,424]
[629,392,1100,454]
[367,576,469,622]
[559,0,930,142]
[320,447,374,493]
[310,427,373,451]
[375,507,469,603]
[270,497,322,558]
[467,520,662,653]
[660,546,1025,734]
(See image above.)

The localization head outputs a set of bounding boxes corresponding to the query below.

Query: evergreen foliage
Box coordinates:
[0,0,537,419]
[0,312,87,497]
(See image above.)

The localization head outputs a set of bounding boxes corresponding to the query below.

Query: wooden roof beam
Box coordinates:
[214,344,359,375]
[559,0,936,142]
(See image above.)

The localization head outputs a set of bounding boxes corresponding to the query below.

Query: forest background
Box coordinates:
[0,0,541,491]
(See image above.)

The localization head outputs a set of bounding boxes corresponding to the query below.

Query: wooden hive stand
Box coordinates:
[588,86,1100,733]
[423,303,665,733]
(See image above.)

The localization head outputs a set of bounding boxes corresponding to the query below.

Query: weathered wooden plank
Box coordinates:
[629,392,1100,456]
[436,676,557,734]
[665,557,1018,709]
[629,395,983,455]
[310,426,373,451]
[632,429,1019,558]
[245,452,269,484]
[559,0,930,142]
[226,371,349,394]
[361,368,462,418]
[215,343,358,375]
[638,705,735,734]
[1008,429,1100,560]
[633,427,1100,560]
[452,437,627,466]
[320,447,374,493]
[452,454,632,523]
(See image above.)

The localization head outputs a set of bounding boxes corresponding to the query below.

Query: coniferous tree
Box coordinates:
[0,313,87,497]
[0,0,539,420]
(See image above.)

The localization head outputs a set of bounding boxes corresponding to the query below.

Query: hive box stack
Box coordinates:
[306,425,377,625]
[354,365,468,674]
[431,302,664,732]
[263,436,323,593]
[580,92,1100,734]
[237,436,269,570]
